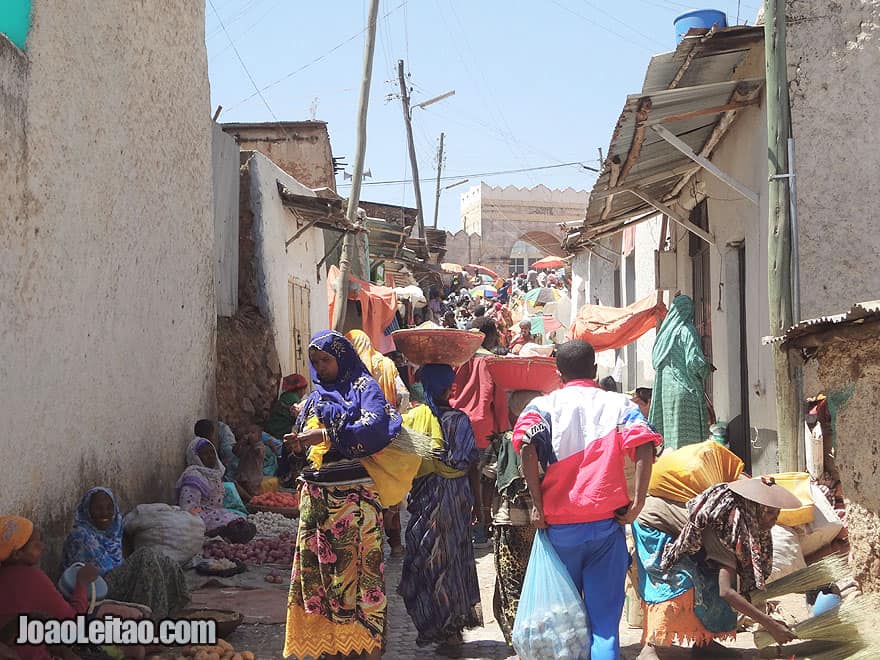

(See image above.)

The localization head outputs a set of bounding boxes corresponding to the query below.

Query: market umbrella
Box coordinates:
[441,262,464,274]
[531,255,566,270]
[468,264,500,279]
[523,287,561,307]
[470,284,497,299]
[529,314,563,336]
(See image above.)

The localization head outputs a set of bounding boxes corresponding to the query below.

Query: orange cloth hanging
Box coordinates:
[568,294,667,351]
[327,265,399,351]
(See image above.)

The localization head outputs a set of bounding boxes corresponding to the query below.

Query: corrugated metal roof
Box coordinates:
[764,301,880,348]
[565,25,764,250]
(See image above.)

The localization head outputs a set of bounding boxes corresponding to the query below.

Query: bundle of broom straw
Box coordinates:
[753,593,880,650]
[389,426,436,459]
[749,554,850,605]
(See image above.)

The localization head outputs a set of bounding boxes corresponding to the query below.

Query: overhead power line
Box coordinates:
[337,161,600,188]
[224,0,410,113]
[208,0,284,125]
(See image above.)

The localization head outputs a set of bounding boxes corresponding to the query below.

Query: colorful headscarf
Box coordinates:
[0,516,33,562]
[418,363,456,420]
[282,374,308,393]
[175,437,225,500]
[659,482,774,592]
[346,329,400,406]
[61,487,123,576]
[297,330,400,457]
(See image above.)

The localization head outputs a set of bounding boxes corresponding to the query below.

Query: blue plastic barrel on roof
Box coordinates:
[674,9,727,44]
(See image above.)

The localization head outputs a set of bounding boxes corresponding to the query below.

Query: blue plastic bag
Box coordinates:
[512,529,591,659]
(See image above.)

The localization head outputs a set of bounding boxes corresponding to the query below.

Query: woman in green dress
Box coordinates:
[649,294,711,450]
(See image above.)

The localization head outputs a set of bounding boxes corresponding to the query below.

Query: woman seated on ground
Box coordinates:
[633,477,798,659]
[177,437,256,544]
[62,487,189,619]
[0,516,100,660]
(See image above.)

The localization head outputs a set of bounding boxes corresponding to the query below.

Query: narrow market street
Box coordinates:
[220,532,777,659]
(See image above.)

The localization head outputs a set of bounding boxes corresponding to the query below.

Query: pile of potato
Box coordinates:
[174,639,253,660]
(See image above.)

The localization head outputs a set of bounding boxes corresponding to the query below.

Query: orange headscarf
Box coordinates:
[345,329,400,407]
[0,516,33,562]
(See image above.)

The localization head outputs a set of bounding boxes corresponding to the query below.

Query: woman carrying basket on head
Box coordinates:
[398,363,483,656]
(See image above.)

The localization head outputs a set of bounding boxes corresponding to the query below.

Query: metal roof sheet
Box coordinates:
[764,301,880,348]
[566,26,764,250]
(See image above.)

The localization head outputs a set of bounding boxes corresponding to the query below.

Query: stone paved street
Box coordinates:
[224,530,779,659]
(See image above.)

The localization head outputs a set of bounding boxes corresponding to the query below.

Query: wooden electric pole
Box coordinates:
[331,0,380,331]
[432,132,445,229]
[764,0,800,471]
[397,59,426,240]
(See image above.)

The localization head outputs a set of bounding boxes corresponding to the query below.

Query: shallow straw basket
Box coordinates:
[753,592,880,649]
[391,326,484,368]
[749,554,851,605]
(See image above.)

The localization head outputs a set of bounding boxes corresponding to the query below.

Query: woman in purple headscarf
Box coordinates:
[399,363,483,656]
[283,330,401,660]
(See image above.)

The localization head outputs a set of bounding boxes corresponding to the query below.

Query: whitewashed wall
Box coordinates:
[247,153,328,374]
[0,2,216,550]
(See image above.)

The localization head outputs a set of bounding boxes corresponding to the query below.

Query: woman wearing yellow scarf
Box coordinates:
[346,329,410,556]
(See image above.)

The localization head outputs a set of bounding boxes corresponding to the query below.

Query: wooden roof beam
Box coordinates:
[619,97,653,183]
[668,81,763,199]
[629,188,715,245]
[651,124,758,205]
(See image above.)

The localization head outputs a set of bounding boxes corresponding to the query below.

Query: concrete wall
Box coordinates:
[247,152,328,374]
[213,123,240,317]
[697,102,777,474]
[631,216,662,390]
[815,335,880,592]
[222,121,336,191]
[0,2,215,550]
[786,0,880,321]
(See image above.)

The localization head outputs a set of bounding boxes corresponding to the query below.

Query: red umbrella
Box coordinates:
[467,264,500,279]
[531,255,566,270]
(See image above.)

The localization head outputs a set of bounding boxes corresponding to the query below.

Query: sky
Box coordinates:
[205,0,760,232]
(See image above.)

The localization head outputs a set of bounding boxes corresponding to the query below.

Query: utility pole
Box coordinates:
[331,0,379,331]
[764,0,800,471]
[432,132,445,229]
[397,59,426,240]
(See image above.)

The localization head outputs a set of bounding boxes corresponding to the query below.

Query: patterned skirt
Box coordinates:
[399,473,483,646]
[492,525,536,646]
[104,547,189,619]
[284,481,386,659]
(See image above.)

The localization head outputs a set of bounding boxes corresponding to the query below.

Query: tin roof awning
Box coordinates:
[565,25,764,251]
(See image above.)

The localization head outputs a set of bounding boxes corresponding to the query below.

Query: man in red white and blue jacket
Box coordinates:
[514,339,661,660]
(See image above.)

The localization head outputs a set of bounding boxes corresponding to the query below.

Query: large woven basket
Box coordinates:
[392,327,483,367]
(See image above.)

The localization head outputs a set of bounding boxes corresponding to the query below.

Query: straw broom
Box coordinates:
[750,554,851,605]
[390,426,436,459]
[753,593,880,649]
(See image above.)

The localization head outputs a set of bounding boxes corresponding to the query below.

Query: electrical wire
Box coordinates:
[208,0,284,125]
[548,0,658,54]
[579,0,668,50]
[337,161,599,187]
[224,0,410,113]
[209,0,286,63]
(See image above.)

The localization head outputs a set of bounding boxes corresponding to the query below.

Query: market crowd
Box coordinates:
[0,262,801,660]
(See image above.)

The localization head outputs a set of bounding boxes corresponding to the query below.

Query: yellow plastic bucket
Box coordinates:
[770,472,815,526]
